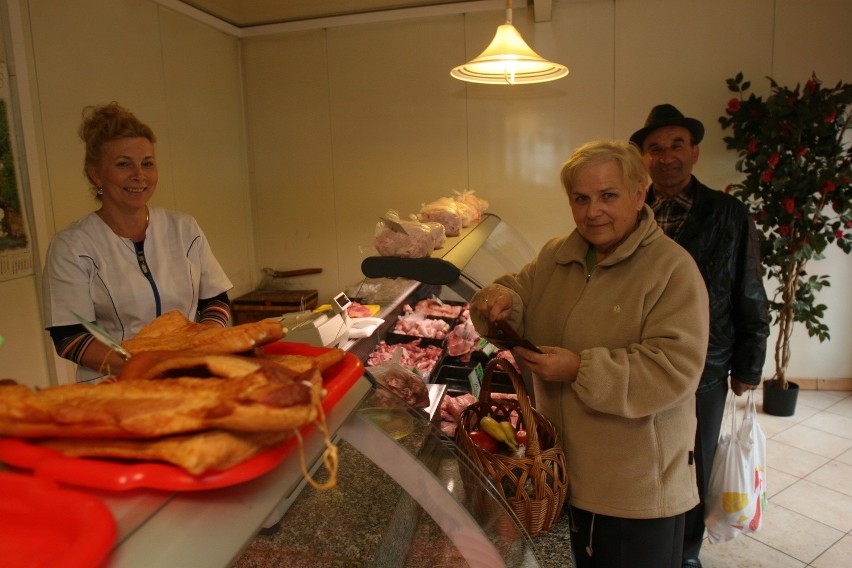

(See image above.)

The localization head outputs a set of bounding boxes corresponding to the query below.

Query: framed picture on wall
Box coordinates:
[0,59,33,281]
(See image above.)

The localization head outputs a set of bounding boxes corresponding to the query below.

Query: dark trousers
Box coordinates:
[682,379,729,560]
[570,506,685,568]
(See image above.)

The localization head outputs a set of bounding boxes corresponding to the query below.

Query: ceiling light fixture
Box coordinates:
[450,0,568,85]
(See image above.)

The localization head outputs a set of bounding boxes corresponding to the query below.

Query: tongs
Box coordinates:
[71,310,132,360]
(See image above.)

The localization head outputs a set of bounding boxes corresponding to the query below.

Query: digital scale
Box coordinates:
[277,292,352,348]
[276,292,383,348]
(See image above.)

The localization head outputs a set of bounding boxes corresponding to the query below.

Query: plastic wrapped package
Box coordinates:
[418,198,464,236]
[454,189,489,221]
[374,210,434,258]
[423,220,447,249]
[367,359,430,409]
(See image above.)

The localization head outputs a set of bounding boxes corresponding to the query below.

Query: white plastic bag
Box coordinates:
[705,390,767,543]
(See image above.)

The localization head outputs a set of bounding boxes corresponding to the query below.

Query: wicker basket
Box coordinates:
[454,357,568,537]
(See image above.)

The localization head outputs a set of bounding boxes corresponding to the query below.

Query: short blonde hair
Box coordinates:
[79,102,156,197]
[560,139,648,196]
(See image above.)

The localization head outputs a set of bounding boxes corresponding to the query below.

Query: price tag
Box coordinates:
[467,364,485,397]
[477,338,498,356]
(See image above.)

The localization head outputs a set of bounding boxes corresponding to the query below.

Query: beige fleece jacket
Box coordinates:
[472,206,709,519]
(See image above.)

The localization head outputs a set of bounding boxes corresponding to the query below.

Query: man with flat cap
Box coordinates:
[631,104,770,568]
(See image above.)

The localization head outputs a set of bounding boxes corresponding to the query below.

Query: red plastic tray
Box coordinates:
[0,471,117,568]
[0,343,363,491]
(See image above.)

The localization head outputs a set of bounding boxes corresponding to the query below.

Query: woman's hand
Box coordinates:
[474,286,514,322]
[81,341,127,376]
[513,345,580,383]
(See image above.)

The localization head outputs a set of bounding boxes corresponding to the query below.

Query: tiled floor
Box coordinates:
[698,388,852,567]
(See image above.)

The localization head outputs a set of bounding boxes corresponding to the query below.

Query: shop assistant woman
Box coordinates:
[470,140,709,568]
[42,102,233,382]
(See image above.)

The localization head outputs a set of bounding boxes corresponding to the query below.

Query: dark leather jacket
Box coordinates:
[647,177,770,392]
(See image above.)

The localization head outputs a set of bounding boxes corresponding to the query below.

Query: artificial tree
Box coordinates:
[719,72,852,390]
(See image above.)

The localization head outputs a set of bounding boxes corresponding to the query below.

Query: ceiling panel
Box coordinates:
[177,0,479,27]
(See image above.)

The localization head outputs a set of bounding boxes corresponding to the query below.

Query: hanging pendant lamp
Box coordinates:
[450,0,568,85]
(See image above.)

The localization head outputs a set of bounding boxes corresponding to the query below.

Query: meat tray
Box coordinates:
[435,364,515,395]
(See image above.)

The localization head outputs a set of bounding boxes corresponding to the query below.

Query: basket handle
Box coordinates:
[479,357,542,452]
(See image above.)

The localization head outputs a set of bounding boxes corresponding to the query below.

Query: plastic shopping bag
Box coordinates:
[705,390,767,544]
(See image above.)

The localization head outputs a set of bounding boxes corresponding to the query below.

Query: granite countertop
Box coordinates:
[232,390,574,568]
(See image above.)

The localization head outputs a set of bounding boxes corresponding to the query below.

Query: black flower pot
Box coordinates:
[763,379,799,417]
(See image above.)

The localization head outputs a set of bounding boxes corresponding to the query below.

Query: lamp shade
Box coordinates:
[451,24,568,85]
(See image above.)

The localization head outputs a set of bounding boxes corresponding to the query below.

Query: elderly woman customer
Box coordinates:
[470,140,709,567]
[42,102,233,382]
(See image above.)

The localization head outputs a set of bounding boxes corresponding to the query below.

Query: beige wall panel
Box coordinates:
[0,276,51,387]
[244,17,470,302]
[614,0,775,190]
[28,0,169,233]
[326,17,469,296]
[774,0,852,86]
[463,2,613,251]
[242,31,337,299]
[158,9,254,296]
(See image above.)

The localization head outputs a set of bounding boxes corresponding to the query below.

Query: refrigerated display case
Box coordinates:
[361,212,536,302]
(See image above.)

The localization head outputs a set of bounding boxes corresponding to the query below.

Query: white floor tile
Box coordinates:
[810,533,852,568]
[835,446,852,466]
[747,503,844,563]
[796,389,849,411]
[771,424,852,459]
[700,533,806,567]
[766,466,798,498]
[802,410,852,440]
[805,460,852,497]
[753,412,797,438]
[771,479,852,532]
[826,395,852,418]
[767,439,830,477]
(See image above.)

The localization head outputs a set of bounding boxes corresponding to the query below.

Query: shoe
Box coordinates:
[682,560,702,568]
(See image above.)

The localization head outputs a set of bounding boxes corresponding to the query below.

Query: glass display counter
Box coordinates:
[235,385,550,568]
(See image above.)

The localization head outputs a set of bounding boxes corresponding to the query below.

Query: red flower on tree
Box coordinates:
[783,198,795,213]
[821,180,837,194]
[727,98,741,113]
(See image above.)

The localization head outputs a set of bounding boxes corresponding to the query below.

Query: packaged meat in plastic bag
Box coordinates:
[374,210,434,258]
[418,198,464,236]
[454,189,489,221]
[366,349,430,408]
[422,219,447,249]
